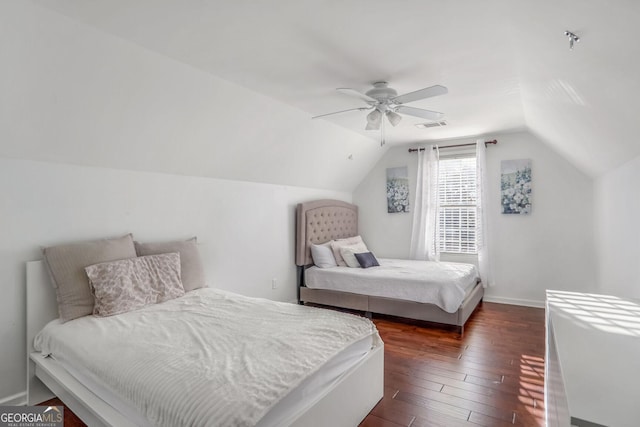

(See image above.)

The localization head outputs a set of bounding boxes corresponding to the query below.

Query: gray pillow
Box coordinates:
[43,234,137,322]
[134,237,206,292]
[355,252,380,268]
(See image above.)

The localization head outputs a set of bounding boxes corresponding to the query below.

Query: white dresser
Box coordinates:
[545,290,640,427]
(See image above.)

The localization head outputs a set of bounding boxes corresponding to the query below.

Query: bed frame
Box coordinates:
[26,260,383,427]
[295,199,484,334]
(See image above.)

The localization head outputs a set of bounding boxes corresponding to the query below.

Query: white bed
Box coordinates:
[26,260,384,427]
[305,259,479,313]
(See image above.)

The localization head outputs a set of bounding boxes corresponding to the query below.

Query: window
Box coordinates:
[438,156,477,254]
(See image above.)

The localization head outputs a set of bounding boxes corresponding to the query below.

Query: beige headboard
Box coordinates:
[295,199,358,266]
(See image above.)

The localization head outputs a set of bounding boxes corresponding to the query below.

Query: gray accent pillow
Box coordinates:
[85,252,185,317]
[43,234,137,322]
[355,252,380,268]
[310,241,337,268]
[134,237,206,291]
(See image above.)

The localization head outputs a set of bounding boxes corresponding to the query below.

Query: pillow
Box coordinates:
[135,237,206,291]
[43,234,137,322]
[355,252,380,268]
[85,252,185,317]
[339,243,369,268]
[331,236,365,266]
[310,241,337,268]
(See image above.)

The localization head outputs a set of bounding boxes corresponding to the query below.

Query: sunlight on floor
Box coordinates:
[519,354,545,419]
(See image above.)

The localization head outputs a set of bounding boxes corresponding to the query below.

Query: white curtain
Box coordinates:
[410,145,440,261]
[476,139,492,287]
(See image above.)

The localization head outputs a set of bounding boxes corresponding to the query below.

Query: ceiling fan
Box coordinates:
[313,81,448,130]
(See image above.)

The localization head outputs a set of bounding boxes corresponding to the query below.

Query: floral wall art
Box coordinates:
[501,159,532,214]
[386,166,410,213]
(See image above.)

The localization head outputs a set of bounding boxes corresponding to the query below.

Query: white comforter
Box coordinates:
[34,288,378,427]
[305,259,479,313]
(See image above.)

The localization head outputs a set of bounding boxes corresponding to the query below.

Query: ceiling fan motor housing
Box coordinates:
[365,82,398,102]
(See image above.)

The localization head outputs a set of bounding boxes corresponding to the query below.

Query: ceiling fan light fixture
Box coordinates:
[386,111,402,126]
[366,109,382,130]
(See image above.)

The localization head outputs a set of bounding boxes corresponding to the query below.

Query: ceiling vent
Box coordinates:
[415,120,448,129]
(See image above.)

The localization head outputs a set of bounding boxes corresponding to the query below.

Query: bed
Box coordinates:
[26,237,383,427]
[295,199,484,334]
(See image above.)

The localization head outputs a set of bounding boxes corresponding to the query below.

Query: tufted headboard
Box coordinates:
[295,199,358,266]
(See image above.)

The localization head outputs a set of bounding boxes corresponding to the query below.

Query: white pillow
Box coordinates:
[340,242,369,268]
[331,236,365,266]
[310,241,337,268]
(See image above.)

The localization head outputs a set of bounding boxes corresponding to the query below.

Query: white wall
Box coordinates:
[353,131,597,306]
[0,1,383,192]
[0,157,349,402]
[0,1,378,402]
[594,155,640,299]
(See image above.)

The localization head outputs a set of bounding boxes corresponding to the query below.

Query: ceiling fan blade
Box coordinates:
[392,85,448,104]
[396,105,444,121]
[336,88,377,103]
[312,107,371,119]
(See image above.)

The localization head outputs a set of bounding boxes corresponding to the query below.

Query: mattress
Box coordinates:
[305,258,480,313]
[34,288,380,427]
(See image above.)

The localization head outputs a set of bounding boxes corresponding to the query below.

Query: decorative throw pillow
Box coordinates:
[331,236,365,266]
[43,234,137,322]
[355,252,380,268]
[85,252,185,317]
[134,237,206,292]
[340,243,369,268]
[310,241,337,268]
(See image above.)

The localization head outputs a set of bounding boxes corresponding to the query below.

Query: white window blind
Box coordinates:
[438,156,477,254]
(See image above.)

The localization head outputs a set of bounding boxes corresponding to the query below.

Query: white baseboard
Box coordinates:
[483,295,544,308]
[0,391,27,406]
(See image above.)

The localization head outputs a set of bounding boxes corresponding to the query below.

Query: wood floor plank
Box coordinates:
[359,414,408,427]
[369,396,423,426]
[37,398,85,427]
[411,411,477,427]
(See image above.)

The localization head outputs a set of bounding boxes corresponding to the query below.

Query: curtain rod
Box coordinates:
[408,139,497,153]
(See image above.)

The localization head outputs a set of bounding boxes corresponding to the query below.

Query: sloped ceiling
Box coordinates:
[28,0,640,177]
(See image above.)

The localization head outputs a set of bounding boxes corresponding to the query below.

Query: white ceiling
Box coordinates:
[33,0,640,177]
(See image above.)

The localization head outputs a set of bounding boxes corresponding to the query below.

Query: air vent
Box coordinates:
[415,121,448,129]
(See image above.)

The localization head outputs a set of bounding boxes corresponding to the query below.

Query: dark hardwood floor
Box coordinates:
[38,397,85,427]
[361,302,545,427]
[39,302,545,427]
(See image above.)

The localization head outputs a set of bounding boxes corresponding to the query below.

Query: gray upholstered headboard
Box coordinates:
[295,199,358,266]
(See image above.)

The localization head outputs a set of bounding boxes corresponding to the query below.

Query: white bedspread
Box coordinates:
[305,259,479,313]
[34,288,379,427]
